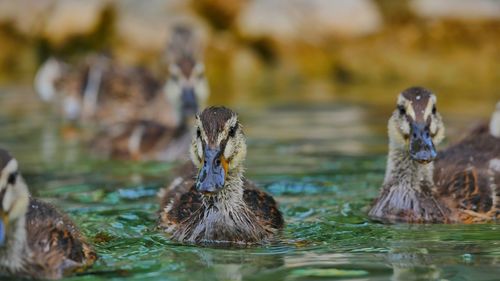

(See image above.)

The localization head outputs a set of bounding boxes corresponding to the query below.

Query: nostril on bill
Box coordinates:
[199,169,207,182]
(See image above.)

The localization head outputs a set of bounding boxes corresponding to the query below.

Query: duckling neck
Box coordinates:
[368,143,448,223]
[203,168,245,208]
[384,143,434,191]
[195,167,268,242]
[0,216,29,272]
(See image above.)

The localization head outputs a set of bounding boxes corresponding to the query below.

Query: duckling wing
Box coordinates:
[90,120,175,160]
[243,180,284,231]
[100,65,161,102]
[434,128,500,222]
[157,179,203,232]
[25,198,96,279]
[96,66,172,125]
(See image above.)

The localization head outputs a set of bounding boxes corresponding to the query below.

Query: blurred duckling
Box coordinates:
[34,54,168,126]
[157,107,284,245]
[89,26,209,161]
[369,87,500,223]
[0,149,96,279]
[34,26,207,128]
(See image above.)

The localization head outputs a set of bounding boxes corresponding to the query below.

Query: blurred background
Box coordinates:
[0,1,499,281]
[0,0,498,110]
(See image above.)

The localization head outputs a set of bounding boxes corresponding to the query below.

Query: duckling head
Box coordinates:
[0,149,29,247]
[190,107,246,195]
[164,25,209,126]
[388,87,445,164]
[490,101,500,138]
[165,59,209,124]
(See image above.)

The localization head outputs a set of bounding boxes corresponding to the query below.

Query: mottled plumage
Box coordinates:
[35,54,171,126]
[89,25,209,161]
[23,198,97,279]
[158,178,283,244]
[91,120,191,161]
[434,122,500,222]
[90,64,169,125]
[369,88,500,223]
[158,107,283,245]
[0,149,96,279]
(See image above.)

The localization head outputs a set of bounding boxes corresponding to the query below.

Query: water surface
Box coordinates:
[0,86,499,281]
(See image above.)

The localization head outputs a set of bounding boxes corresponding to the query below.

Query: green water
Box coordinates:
[1,86,499,281]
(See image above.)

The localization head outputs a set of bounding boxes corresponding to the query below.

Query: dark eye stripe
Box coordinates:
[397,105,406,115]
[7,171,17,185]
[228,124,238,138]
[0,186,6,203]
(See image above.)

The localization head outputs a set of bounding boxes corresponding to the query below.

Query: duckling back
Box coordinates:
[434,124,500,223]
[25,198,96,279]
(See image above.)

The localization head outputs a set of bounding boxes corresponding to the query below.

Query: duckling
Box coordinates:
[157,107,284,245]
[89,26,209,161]
[35,54,169,126]
[0,149,96,279]
[369,87,500,223]
[35,25,208,128]
[163,24,209,127]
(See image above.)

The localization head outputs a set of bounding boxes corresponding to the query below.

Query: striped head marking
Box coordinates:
[389,87,445,163]
[0,149,29,245]
[164,25,209,123]
[190,107,247,195]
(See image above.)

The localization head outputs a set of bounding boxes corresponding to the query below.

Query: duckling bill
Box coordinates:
[0,149,96,279]
[158,107,284,245]
[369,87,500,223]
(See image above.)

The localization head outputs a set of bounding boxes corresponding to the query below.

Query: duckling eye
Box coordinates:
[7,171,17,185]
[228,125,237,138]
[432,105,437,115]
[398,105,406,116]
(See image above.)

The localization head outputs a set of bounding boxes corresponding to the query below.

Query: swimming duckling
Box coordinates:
[89,26,209,161]
[89,58,208,161]
[0,149,96,279]
[35,54,169,126]
[35,25,208,128]
[157,107,284,245]
[369,87,500,223]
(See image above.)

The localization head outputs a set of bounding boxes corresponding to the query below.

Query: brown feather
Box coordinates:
[243,180,285,230]
[24,198,96,279]
[199,107,236,146]
[158,178,283,244]
[434,123,500,222]
[401,87,432,123]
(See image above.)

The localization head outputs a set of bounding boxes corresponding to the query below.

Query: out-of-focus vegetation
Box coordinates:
[0,0,498,108]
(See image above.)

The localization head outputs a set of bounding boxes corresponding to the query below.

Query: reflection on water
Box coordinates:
[0,86,499,281]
